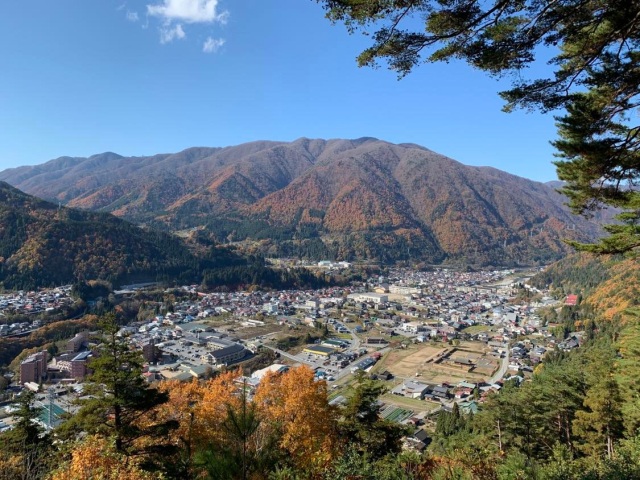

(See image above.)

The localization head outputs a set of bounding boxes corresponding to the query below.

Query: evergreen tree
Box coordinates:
[320,0,640,254]
[573,378,624,460]
[0,390,51,480]
[338,373,408,460]
[57,314,177,470]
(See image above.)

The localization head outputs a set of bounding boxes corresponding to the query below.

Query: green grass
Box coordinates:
[380,393,440,412]
[462,325,490,334]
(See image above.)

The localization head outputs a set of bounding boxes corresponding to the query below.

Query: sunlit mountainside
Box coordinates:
[0,138,603,267]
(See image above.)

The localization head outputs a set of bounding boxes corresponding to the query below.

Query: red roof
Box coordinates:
[565,294,578,306]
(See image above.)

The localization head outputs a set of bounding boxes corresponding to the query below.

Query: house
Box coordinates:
[391,380,429,399]
[403,428,430,452]
[430,385,451,400]
[559,336,580,351]
[371,371,393,381]
[401,322,424,333]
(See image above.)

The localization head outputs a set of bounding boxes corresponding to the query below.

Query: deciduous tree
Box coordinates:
[254,365,340,474]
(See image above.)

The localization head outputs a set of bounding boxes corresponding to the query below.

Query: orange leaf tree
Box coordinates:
[254,365,340,474]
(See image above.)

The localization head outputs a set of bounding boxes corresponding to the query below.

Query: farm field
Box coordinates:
[375,341,498,384]
[380,393,441,413]
[376,344,448,378]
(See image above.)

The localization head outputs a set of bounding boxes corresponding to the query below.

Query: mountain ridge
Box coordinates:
[0,138,603,267]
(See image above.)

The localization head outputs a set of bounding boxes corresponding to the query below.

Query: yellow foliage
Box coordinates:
[50,436,159,480]
[0,454,23,480]
[254,366,340,473]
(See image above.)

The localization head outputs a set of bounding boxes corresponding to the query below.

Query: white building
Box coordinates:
[389,285,421,295]
[347,293,388,304]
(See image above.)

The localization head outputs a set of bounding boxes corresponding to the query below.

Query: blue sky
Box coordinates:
[0,0,560,182]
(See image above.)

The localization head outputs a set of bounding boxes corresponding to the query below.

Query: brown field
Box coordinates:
[378,341,499,383]
[234,324,283,340]
[378,344,448,378]
[447,350,482,364]
[458,341,490,352]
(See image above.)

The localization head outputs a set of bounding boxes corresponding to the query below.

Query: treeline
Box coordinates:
[529,253,614,297]
[201,262,334,291]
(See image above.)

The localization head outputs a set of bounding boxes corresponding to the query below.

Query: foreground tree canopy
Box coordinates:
[319,0,640,254]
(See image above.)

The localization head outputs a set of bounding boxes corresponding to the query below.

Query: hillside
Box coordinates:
[0,181,211,289]
[0,182,329,291]
[0,138,604,266]
[531,252,640,321]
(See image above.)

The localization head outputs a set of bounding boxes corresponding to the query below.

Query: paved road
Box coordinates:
[334,346,391,381]
[488,343,510,384]
[345,325,361,351]
[262,345,315,366]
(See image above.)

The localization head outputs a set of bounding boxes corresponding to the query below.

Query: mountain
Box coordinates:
[0,138,604,266]
[0,182,336,291]
[0,181,208,290]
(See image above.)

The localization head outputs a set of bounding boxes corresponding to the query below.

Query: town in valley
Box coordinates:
[0,262,580,451]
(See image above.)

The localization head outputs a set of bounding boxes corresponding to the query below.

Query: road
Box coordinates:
[262,345,315,366]
[488,343,510,384]
[334,346,390,381]
[345,325,361,351]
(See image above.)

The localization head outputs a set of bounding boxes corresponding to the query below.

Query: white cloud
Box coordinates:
[159,24,186,44]
[203,37,225,53]
[147,0,228,24]
[126,10,139,22]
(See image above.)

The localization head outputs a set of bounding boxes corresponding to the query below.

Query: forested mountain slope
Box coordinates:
[0,138,603,266]
[0,182,330,290]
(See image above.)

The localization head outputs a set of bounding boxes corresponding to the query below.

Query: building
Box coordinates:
[401,322,424,333]
[20,351,47,384]
[303,345,335,357]
[365,337,388,345]
[389,285,421,295]
[251,364,289,381]
[564,294,579,306]
[67,332,88,353]
[391,380,429,399]
[142,340,156,363]
[262,303,278,315]
[347,293,388,304]
[203,343,247,366]
[71,351,92,380]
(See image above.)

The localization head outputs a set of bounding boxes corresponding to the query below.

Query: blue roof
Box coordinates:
[72,351,91,361]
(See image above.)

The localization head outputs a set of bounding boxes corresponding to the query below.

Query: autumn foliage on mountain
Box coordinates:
[0,182,339,290]
[0,138,603,266]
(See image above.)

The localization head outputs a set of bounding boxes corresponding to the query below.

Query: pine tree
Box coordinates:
[0,390,51,480]
[57,314,176,469]
[573,378,625,460]
[338,372,409,460]
[320,0,640,254]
